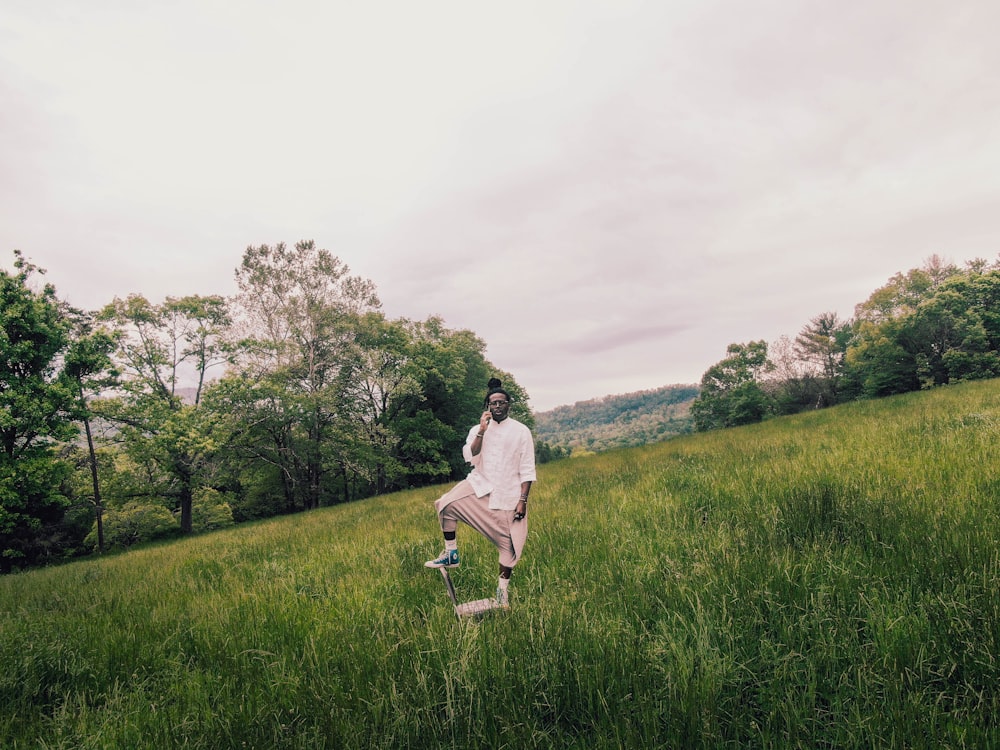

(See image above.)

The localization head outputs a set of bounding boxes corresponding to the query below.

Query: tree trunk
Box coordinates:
[178,463,194,533]
[78,384,105,552]
[84,415,105,552]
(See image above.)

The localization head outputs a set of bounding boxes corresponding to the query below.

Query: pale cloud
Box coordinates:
[3,0,1000,409]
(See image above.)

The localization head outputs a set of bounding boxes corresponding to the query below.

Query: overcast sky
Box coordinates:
[3,1,999,410]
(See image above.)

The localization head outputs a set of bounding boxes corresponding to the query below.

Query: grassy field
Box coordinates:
[3,380,1000,749]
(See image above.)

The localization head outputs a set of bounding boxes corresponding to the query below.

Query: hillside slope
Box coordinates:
[534,383,699,453]
[3,379,999,748]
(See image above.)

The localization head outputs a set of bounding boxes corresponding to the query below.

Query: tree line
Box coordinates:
[1,242,536,571]
[9,247,995,570]
[692,255,1000,430]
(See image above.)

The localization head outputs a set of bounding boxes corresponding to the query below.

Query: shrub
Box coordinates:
[84,502,179,550]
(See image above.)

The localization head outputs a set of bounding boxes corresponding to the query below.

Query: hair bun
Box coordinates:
[487,377,502,389]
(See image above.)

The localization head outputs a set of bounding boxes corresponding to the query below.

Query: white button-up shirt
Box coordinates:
[462,417,536,510]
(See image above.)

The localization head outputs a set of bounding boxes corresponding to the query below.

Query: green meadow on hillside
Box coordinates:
[2,380,999,748]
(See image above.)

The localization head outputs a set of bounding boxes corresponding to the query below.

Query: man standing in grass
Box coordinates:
[425,378,536,608]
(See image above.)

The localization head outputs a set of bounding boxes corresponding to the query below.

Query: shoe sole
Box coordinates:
[424,561,460,569]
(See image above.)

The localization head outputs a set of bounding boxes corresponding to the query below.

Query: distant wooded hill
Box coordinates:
[533,384,699,454]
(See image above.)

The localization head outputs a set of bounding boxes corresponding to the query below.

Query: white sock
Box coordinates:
[497,576,510,591]
[445,539,458,552]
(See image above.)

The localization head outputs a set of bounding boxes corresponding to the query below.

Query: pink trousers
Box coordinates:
[434,480,528,568]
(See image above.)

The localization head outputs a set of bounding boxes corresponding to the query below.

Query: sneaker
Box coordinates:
[495,585,510,609]
[424,548,459,568]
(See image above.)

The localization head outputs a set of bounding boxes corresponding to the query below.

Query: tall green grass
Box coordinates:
[3,380,1000,748]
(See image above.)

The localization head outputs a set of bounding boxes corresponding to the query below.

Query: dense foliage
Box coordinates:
[1,243,530,568]
[0,253,79,571]
[5,247,999,568]
[535,384,698,454]
[690,341,772,431]
[692,255,1000,430]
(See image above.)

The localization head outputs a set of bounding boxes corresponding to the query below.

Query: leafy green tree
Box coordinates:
[191,487,235,532]
[691,340,775,431]
[911,271,1000,385]
[854,255,959,324]
[403,317,528,481]
[843,318,919,398]
[96,294,230,533]
[793,311,853,406]
[761,335,823,415]
[534,441,569,463]
[408,319,490,429]
[62,316,118,552]
[844,261,1000,397]
[84,501,178,550]
[228,241,381,508]
[0,251,77,570]
[346,314,419,494]
[201,376,303,517]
